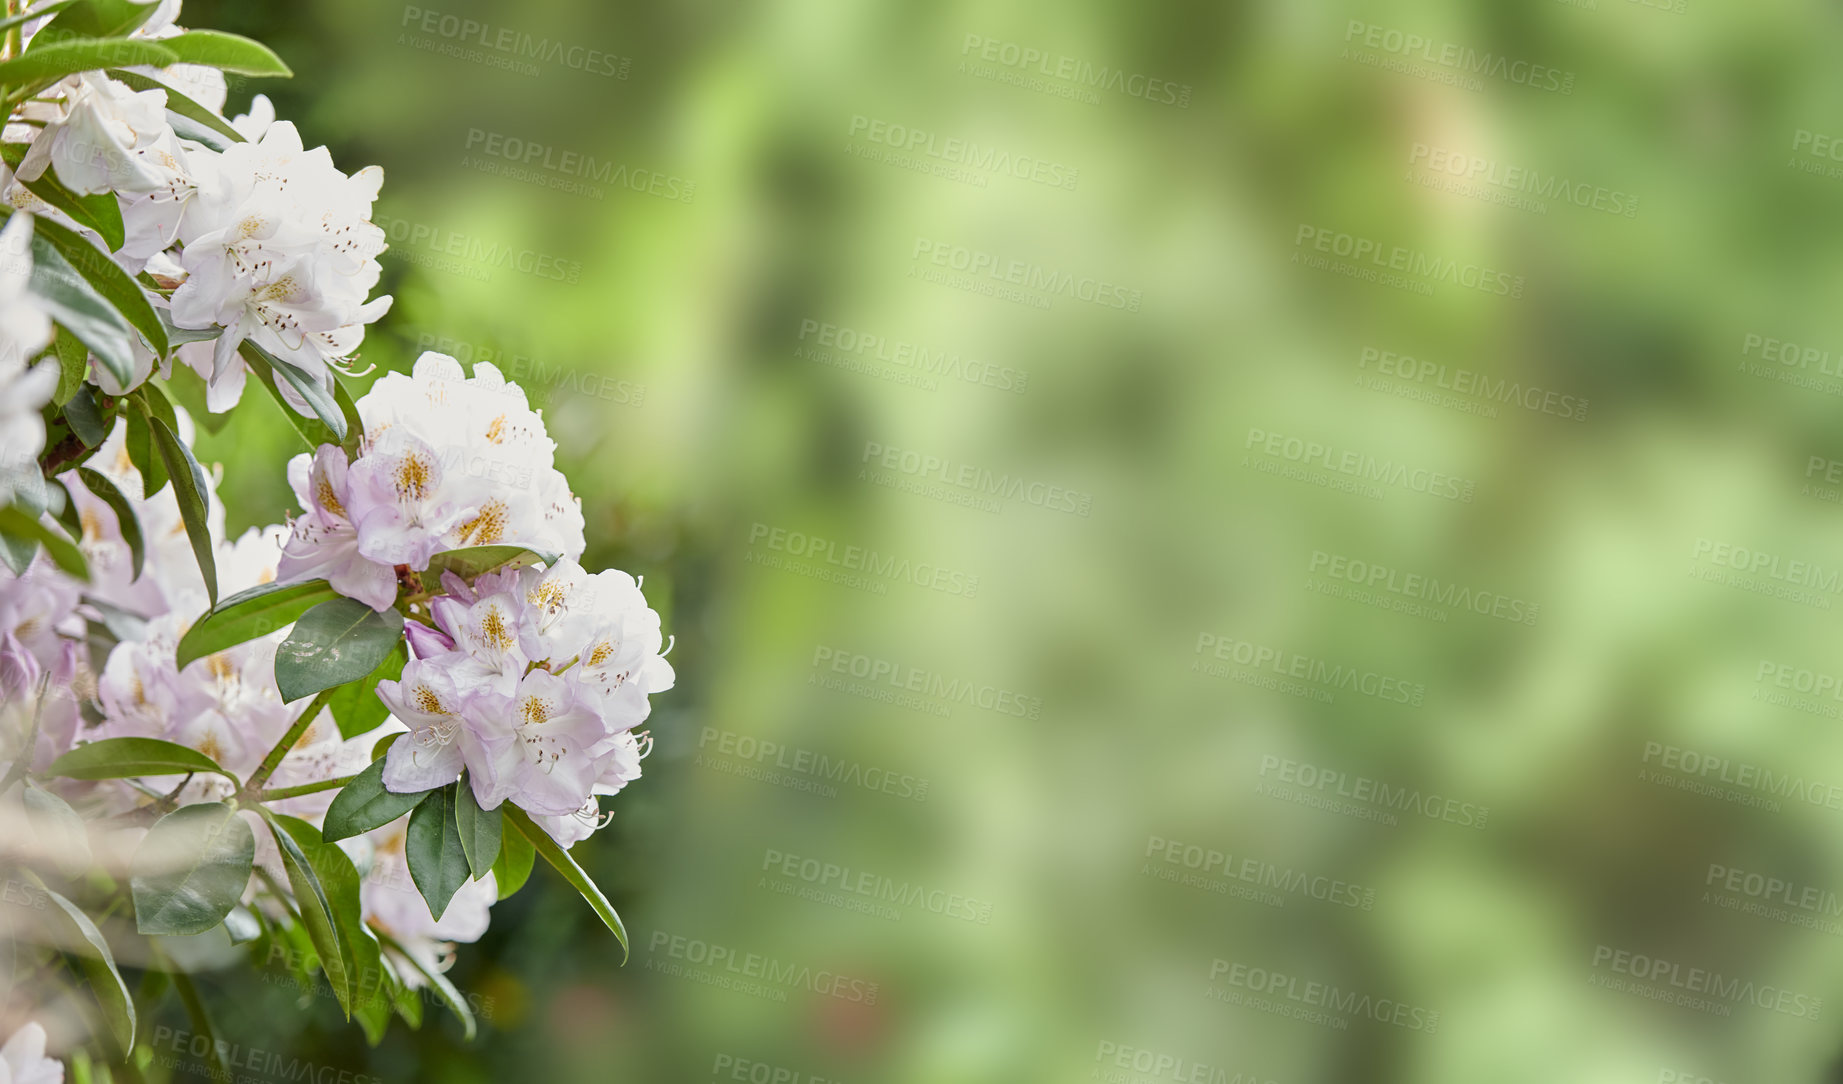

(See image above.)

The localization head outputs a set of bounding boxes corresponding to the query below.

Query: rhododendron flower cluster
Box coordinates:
[381,557,668,838]
[0,2,671,1072]
[279,351,586,610]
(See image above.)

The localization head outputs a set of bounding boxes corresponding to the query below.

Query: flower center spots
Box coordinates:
[197,733,224,763]
[237,215,266,239]
[394,452,433,501]
[79,509,102,543]
[479,606,514,651]
[207,655,235,682]
[258,275,300,303]
[485,414,507,443]
[315,475,347,519]
[457,499,508,546]
[587,639,615,668]
[520,696,552,726]
[528,580,567,614]
[413,685,447,714]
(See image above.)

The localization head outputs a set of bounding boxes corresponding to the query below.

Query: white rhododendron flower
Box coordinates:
[278,351,587,612]
[17,74,176,197]
[169,120,392,385]
[377,558,670,836]
[0,1022,63,1084]
[0,214,56,504]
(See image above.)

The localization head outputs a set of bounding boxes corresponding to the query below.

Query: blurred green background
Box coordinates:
[145,0,1843,1080]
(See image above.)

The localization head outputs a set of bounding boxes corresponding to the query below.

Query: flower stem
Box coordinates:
[242,689,333,798]
[257,773,358,802]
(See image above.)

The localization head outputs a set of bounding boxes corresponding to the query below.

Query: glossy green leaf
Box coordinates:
[13,213,137,389]
[165,965,229,1083]
[0,36,175,86]
[0,505,86,579]
[321,757,432,843]
[0,142,123,251]
[491,815,535,899]
[48,736,236,783]
[174,577,336,671]
[155,29,291,77]
[240,339,345,442]
[405,784,468,920]
[455,775,500,881]
[0,1,77,36]
[327,639,405,740]
[75,466,142,581]
[379,930,475,1041]
[123,407,163,496]
[273,596,405,703]
[29,212,163,356]
[107,67,242,147]
[264,812,387,1020]
[146,413,216,605]
[61,384,107,446]
[259,810,350,1015]
[424,545,558,582]
[505,805,628,958]
[36,877,134,1051]
[33,0,161,43]
[130,802,254,936]
[50,326,87,405]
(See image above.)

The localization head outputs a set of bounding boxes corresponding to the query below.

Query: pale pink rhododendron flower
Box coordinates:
[0,1022,63,1084]
[278,351,587,613]
[377,559,670,838]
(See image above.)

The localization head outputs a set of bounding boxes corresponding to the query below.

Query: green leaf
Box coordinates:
[51,325,88,405]
[174,577,336,671]
[321,757,432,843]
[23,783,91,877]
[28,213,164,356]
[455,775,500,881]
[425,545,558,581]
[262,811,386,1021]
[0,36,176,87]
[0,1,78,36]
[491,815,535,899]
[48,736,237,784]
[75,466,141,581]
[35,877,134,1052]
[0,142,124,251]
[327,640,405,740]
[61,383,108,446]
[145,412,216,605]
[123,408,163,496]
[334,375,365,458]
[12,213,137,387]
[106,68,242,147]
[378,930,475,1041]
[505,804,628,958]
[405,784,468,920]
[274,597,404,703]
[240,339,345,442]
[155,29,291,77]
[129,802,254,936]
[371,730,403,761]
[0,505,87,579]
[240,346,337,452]
[33,0,161,43]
